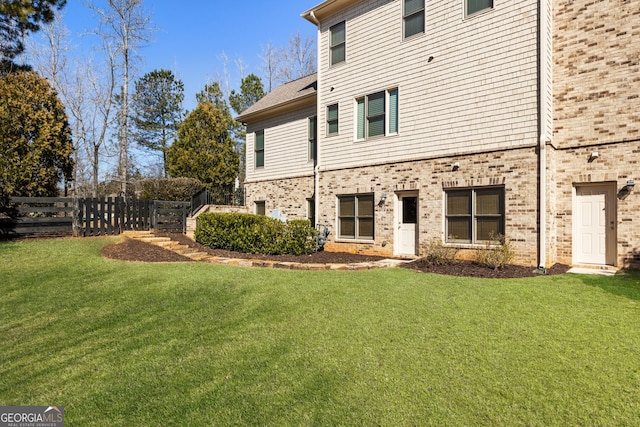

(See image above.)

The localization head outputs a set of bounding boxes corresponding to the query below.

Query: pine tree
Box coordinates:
[130,69,184,177]
[0,71,74,196]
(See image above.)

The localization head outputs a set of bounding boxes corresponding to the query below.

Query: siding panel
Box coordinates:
[317,0,540,170]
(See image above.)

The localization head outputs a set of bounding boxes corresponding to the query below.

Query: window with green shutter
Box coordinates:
[466,0,493,17]
[404,0,425,38]
[330,21,346,65]
[446,187,504,243]
[356,88,399,140]
[327,104,338,135]
[255,130,264,168]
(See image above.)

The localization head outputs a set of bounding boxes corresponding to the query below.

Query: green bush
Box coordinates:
[195,213,317,255]
[474,233,515,270]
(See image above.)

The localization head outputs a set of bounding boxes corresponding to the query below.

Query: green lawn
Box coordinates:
[1,237,639,426]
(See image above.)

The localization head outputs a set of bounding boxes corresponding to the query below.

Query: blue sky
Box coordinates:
[60,0,320,110]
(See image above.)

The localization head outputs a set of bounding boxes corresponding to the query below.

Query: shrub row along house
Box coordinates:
[235,0,640,269]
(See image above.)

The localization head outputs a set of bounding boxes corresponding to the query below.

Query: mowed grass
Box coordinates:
[1,238,640,426]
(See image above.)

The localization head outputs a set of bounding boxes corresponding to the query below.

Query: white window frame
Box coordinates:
[355,88,399,141]
[465,0,494,18]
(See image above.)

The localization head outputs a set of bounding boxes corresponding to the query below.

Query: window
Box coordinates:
[446,187,504,243]
[309,116,317,161]
[338,194,374,240]
[356,88,399,139]
[404,0,425,38]
[466,0,493,17]
[255,201,266,216]
[255,130,264,168]
[330,21,346,65]
[327,104,339,135]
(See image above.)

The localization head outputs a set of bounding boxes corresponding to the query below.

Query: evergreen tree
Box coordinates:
[167,102,239,198]
[0,70,73,196]
[130,69,184,176]
[0,0,67,69]
[229,73,265,115]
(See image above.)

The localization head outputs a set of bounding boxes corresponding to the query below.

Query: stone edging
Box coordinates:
[123,231,407,271]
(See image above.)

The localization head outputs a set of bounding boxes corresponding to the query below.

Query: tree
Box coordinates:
[90,0,153,195]
[130,69,184,177]
[196,81,231,116]
[167,102,239,197]
[229,74,265,186]
[229,73,265,116]
[276,32,316,84]
[27,10,117,198]
[0,70,73,197]
[260,33,316,90]
[0,0,67,69]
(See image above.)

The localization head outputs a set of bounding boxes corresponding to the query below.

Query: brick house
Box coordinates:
[237,0,640,269]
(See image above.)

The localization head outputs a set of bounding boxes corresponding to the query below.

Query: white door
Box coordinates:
[575,185,615,265]
[397,194,418,256]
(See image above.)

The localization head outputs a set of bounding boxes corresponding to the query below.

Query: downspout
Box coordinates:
[538,0,551,270]
[309,10,321,227]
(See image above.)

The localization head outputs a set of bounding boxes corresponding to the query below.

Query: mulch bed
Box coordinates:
[101,232,571,278]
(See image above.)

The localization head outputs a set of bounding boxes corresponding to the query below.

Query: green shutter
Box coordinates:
[388,89,398,134]
[357,98,365,139]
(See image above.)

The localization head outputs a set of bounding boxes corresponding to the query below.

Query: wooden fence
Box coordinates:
[0,197,74,236]
[1,197,190,238]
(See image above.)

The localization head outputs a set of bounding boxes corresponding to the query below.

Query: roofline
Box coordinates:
[235,91,317,124]
[301,0,359,24]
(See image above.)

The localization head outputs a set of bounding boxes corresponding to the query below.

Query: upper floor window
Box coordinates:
[404,0,425,38]
[330,21,346,65]
[356,88,398,140]
[255,130,264,168]
[446,187,504,244]
[327,104,339,135]
[308,116,317,161]
[466,0,493,17]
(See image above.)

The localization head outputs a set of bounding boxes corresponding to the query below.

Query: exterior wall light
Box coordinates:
[452,162,460,171]
[589,151,599,161]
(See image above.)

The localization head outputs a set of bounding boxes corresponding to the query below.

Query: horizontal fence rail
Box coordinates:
[0,197,74,236]
[1,197,191,238]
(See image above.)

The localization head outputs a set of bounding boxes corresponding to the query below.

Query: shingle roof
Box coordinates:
[236,73,317,123]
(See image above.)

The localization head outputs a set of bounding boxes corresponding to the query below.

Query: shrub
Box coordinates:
[423,239,458,265]
[195,213,317,255]
[474,233,515,270]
